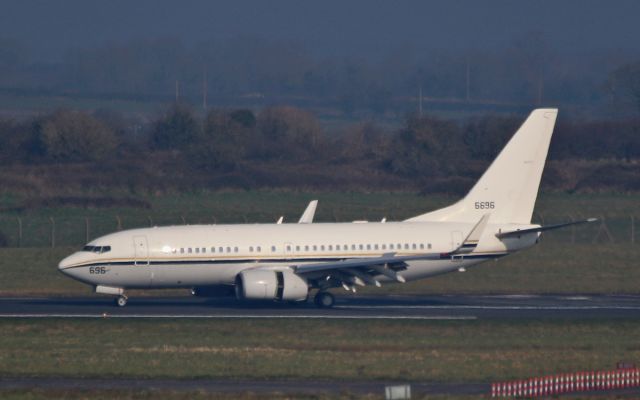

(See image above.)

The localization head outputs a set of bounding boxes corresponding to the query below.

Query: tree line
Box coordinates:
[0,105,639,194]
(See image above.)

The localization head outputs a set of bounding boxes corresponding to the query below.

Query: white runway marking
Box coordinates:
[0,314,477,320]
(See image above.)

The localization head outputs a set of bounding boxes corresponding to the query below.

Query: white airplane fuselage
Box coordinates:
[58,109,582,308]
[59,221,539,289]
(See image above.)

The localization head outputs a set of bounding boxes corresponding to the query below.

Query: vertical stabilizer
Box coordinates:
[406,108,558,224]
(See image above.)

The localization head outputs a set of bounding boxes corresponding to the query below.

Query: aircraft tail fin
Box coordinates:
[406,108,558,224]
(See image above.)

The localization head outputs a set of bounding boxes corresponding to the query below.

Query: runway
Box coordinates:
[1,293,640,319]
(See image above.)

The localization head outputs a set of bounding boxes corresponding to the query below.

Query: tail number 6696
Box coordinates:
[474,201,495,210]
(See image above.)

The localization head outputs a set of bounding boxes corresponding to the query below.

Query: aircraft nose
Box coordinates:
[58,253,80,272]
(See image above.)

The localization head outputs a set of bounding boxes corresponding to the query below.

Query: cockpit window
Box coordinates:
[82,245,111,253]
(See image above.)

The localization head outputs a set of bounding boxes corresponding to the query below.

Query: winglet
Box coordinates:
[454,213,491,254]
[298,200,318,224]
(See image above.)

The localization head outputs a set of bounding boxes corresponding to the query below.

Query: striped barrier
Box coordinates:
[491,367,640,398]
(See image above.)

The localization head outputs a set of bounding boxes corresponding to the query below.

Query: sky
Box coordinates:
[1,0,639,61]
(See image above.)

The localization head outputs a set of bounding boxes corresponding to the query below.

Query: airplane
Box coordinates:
[58,108,595,308]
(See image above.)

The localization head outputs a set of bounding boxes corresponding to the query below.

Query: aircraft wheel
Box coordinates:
[115,295,128,307]
[314,291,335,308]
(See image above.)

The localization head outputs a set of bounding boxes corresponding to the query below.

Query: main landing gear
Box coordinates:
[314,291,335,308]
[114,295,128,307]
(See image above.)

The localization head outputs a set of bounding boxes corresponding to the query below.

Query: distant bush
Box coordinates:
[151,104,200,150]
[33,109,117,162]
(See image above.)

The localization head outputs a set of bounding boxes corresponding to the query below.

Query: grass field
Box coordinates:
[0,191,638,296]
[0,191,637,248]
[0,319,637,383]
[0,192,638,400]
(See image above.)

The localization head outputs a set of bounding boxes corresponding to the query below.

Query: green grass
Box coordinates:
[0,191,637,247]
[0,191,638,296]
[0,319,637,383]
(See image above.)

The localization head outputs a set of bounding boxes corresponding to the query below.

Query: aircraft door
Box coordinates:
[133,235,149,266]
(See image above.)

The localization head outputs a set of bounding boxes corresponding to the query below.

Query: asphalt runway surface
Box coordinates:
[1,293,640,319]
[3,294,640,397]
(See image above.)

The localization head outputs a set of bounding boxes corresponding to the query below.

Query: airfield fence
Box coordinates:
[491,367,640,398]
[0,213,636,248]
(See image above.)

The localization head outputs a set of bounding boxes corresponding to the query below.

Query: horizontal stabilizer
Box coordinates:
[496,218,597,239]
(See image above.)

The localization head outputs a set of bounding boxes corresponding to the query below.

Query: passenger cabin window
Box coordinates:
[219,247,223,253]
[271,246,276,252]
[202,247,206,253]
[428,243,432,249]
[257,246,261,252]
[211,247,216,253]
[249,246,254,252]
[188,248,192,254]
[180,248,185,254]
[412,244,417,250]
[234,247,238,253]
[195,248,200,254]
[226,247,231,253]
[419,243,424,250]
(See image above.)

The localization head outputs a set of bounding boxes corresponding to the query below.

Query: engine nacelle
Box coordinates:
[235,269,308,301]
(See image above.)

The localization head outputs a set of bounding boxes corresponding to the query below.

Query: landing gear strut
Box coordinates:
[314,291,335,308]
[114,295,128,307]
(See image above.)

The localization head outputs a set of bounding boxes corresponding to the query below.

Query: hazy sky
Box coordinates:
[2,0,639,60]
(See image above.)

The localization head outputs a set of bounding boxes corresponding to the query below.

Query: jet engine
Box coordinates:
[235,269,308,301]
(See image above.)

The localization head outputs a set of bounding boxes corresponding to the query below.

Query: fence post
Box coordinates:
[180,215,186,224]
[17,217,22,248]
[631,216,635,244]
[116,215,122,231]
[148,216,153,227]
[49,217,55,248]
[85,217,90,243]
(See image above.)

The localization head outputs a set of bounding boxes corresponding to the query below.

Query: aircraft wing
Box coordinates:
[292,214,491,288]
[293,252,440,274]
